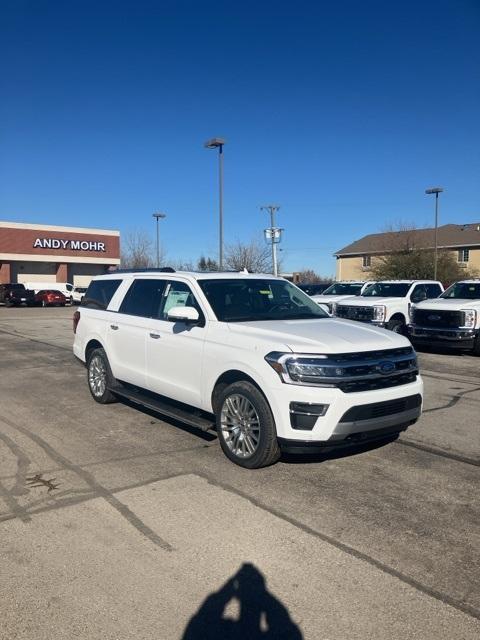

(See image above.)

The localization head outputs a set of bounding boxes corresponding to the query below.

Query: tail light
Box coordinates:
[73,310,80,334]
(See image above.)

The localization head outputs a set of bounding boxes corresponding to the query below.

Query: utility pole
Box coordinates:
[261,205,282,276]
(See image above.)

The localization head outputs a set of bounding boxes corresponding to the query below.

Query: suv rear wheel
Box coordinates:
[216,381,280,469]
[87,347,118,404]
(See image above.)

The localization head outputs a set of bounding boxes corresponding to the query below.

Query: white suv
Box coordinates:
[334,280,444,334]
[73,270,423,468]
[311,281,376,315]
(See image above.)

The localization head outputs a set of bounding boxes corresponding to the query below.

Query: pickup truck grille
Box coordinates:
[297,347,418,393]
[335,305,374,321]
[412,309,465,328]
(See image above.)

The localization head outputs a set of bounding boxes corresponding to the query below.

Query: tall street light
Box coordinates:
[425,187,444,280]
[152,212,166,268]
[204,137,226,270]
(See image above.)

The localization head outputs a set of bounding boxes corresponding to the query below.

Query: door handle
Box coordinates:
[110,325,119,330]
[149,333,160,339]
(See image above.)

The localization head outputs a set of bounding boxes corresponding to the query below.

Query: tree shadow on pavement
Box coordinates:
[182,563,303,639]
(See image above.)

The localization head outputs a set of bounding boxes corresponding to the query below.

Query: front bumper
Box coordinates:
[265,375,423,443]
[408,325,478,349]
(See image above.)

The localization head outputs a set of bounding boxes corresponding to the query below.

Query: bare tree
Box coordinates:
[224,239,273,273]
[121,229,166,269]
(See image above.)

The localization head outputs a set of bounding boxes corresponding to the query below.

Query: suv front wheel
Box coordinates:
[87,347,118,404]
[216,381,280,469]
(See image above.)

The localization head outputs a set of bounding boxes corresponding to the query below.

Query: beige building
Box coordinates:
[335,223,480,280]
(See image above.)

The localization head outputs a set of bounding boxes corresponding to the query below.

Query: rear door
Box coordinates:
[145,279,207,408]
[105,278,166,388]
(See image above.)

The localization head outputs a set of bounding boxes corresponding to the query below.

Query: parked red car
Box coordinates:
[35,290,67,307]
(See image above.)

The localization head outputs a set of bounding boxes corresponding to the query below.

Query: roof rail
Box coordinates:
[112,267,176,274]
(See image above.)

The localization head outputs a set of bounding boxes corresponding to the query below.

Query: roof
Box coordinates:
[97,270,283,281]
[335,223,480,256]
[0,220,120,236]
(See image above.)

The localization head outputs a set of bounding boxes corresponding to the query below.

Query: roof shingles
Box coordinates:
[335,223,480,256]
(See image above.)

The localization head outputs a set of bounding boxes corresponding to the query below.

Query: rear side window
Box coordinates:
[119,279,166,318]
[81,279,122,310]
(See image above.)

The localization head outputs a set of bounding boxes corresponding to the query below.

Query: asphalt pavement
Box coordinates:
[0,306,479,639]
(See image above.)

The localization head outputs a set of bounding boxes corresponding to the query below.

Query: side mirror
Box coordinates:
[412,291,427,303]
[167,306,200,324]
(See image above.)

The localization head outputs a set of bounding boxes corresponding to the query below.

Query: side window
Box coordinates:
[158,281,203,321]
[81,279,122,310]
[66,284,73,291]
[119,279,166,318]
[425,284,442,298]
[410,285,426,303]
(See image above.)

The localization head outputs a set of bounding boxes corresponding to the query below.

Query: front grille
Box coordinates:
[413,308,465,328]
[340,394,422,422]
[336,305,374,321]
[299,346,418,393]
[338,371,417,393]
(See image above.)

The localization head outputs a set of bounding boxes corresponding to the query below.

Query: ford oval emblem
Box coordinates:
[378,361,395,375]
[428,314,441,321]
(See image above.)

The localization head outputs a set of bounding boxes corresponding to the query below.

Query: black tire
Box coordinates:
[387,317,405,334]
[216,381,280,469]
[86,347,118,404]
[472,335,480,357]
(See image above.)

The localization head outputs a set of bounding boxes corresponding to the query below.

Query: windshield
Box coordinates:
[440,282,480,300]
[199,279,329,322]
[322,283,363,296]
[362,282,411,297]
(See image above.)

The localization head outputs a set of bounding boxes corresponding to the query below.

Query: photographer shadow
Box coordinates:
[182,563,303,639]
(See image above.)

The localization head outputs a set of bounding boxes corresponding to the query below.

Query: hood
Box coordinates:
[414,298,480,311]
[337,296,405,307]
[311,294,358,304]
[227,318,410,354]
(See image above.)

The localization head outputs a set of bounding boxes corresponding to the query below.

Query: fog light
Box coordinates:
[289,402,329,430]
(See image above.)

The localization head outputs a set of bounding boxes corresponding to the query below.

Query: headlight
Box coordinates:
[463,309,477,328]
[373,305,386,322]
[265,352,342,386]
[409,304,415,322]
[331,302,337,316]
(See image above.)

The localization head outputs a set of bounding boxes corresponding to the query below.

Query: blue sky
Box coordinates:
[1,0,479,275]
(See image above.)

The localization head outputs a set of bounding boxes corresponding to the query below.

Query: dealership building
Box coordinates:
[0,221,120,286]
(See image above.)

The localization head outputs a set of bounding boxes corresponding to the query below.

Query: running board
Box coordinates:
[109,384,216,432]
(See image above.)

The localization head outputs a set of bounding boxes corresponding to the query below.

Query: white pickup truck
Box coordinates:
[73,270,423,468]
[408,279,480,355]
[311,281,376,315]
[334,280,444,334]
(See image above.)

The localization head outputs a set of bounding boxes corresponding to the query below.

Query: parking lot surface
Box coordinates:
[1,306,479,639]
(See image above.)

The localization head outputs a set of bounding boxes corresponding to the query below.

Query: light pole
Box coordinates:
[261,204,282,276]
[204,137,226,270]
[152,212,166,268]
[425,187,443,280]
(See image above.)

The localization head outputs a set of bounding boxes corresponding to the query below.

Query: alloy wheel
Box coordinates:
[88,355,107,397]
[220,394,261,458]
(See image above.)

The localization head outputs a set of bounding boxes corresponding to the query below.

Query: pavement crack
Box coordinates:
[198,473,480,622]
[0,415,173,551]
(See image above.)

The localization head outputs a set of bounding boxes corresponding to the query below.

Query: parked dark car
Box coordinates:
[297,283,332,296]
[34,289,67,307]
[0,283,36,306]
